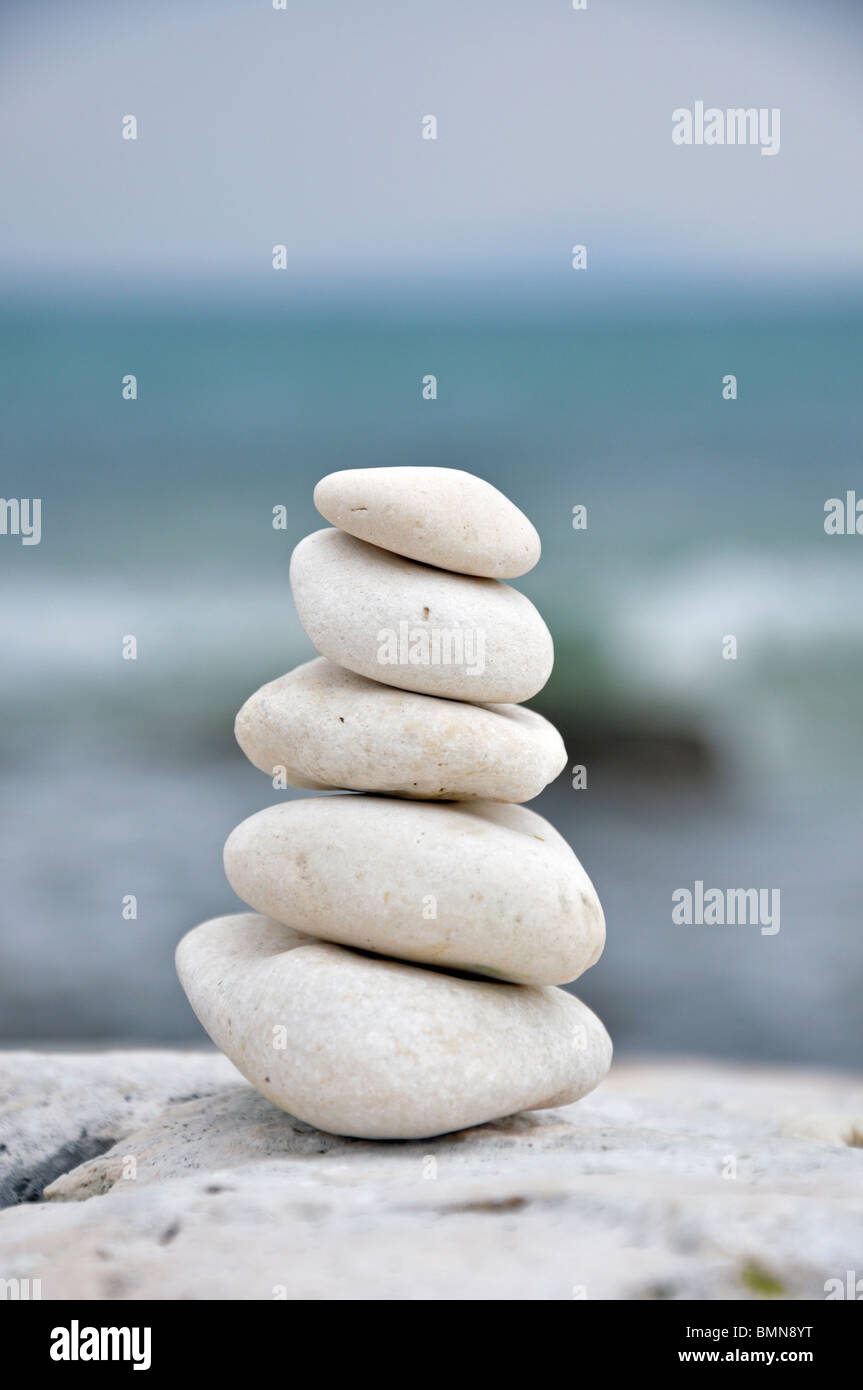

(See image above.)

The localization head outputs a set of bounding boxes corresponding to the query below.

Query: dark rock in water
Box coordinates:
[540,708,718,787]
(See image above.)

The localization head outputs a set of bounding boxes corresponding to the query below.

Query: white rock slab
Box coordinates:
[0,1049,238,1209]
[223,797,605,985]
[290,528,553,704]
[234,657,566,802]
[313,466,541,578]
[174,913,612,1140]
[3,1052,862,1300]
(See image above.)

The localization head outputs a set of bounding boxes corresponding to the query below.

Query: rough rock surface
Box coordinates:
[1,1050,861,1300]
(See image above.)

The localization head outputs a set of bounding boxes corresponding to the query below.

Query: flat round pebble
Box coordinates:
[223,796,605,986]
[175,913,613,1140]
[290,528,553,704]
[234,657,566,802]
[313,466,541,578]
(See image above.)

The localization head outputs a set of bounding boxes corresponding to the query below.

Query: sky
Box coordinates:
[1,0,862,307]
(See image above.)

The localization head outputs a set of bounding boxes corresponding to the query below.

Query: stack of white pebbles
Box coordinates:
[176,467,612,1139]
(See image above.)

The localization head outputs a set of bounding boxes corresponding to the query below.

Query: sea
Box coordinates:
[1,294,861,1067]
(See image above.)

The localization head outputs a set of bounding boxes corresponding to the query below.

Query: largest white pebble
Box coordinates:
[175,913,613,1140]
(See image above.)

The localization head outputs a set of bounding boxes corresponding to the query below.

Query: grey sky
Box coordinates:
[2,0,861,300]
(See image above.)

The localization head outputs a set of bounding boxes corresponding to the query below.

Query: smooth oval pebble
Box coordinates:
[223,796,605,986]
[290,528,553,703]
[176,913,613,1140]
[313,466,541,578]
[234,657,566,802]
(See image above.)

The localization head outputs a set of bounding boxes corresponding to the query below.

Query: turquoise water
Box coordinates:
[1,300,862,1060]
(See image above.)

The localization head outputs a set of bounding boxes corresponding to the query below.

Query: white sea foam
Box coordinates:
[605,550,863,683]
[0,575,310,701]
